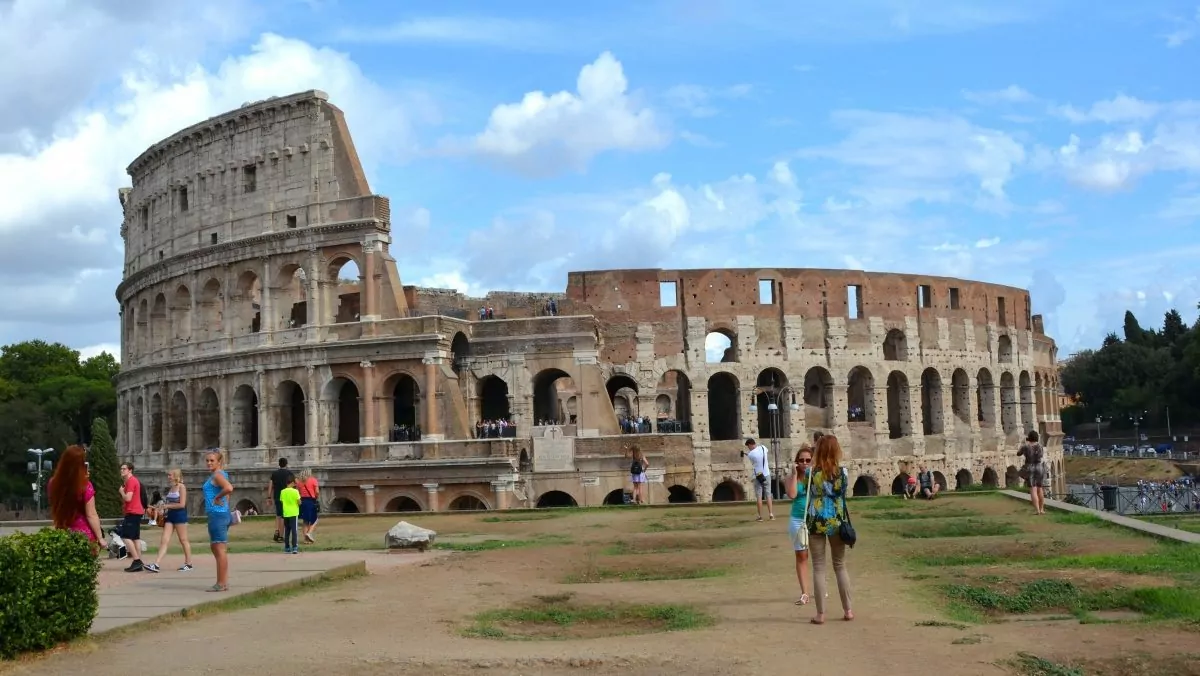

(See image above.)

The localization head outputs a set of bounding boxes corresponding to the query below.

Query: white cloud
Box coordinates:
[663,83,753,118]
[331,16,555,48]
[1050,94,1168,124]
[79,343,122,360]
[1053,111,1200,191]
[466,52,669,176]
[974,237,1001,248]
[1163,6,1200,47]
[962,85,1034,105]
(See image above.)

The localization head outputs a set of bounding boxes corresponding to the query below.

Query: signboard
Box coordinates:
[580,477,600,487]
[645,469,666,484]
[532,437,575,472]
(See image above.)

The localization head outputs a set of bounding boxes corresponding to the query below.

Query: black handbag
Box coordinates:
[838,468,858,548]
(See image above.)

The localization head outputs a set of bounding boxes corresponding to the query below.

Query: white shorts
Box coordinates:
[753,479,771,499]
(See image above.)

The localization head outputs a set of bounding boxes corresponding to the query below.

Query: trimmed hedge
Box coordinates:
[0,528,101,659]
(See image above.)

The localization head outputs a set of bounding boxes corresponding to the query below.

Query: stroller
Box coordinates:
[105,524,146,560]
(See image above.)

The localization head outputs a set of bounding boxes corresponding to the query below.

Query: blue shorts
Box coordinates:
[165,508,188,525]
[207,511,232,544]
[300,497,319,524]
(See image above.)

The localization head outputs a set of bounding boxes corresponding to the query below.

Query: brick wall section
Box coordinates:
[405,286,567,318]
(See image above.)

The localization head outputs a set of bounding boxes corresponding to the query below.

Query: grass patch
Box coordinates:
[479,512,567,523]
[434,534,572,552]
[1032,542,1200,580]
[1003,653,1085,676]
[864,508,981,521]
[1135,515,1200,535]
[564,565,728,584]
[642,518,741,533]
[899,519,1021,539]
[915,620,968,629]
[602,538,744,556]
[1045,511,1104,526]
[945,578,1200,623]
[462,599,715,640]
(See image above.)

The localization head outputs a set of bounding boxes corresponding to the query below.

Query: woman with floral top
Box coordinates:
[806,434,854,624]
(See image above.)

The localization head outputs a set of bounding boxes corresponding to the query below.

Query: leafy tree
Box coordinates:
[88,418,123,519]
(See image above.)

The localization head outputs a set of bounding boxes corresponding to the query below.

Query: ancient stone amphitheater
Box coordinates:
[114,90,1064,514]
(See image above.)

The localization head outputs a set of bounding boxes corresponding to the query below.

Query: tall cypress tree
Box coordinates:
[88,418,122,519]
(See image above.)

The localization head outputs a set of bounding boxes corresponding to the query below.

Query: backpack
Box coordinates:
[631,460,643,475]
[139,481,149,510]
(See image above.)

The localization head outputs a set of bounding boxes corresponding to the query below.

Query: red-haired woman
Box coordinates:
[48,445,105,547]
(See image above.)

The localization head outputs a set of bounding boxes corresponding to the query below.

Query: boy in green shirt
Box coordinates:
[280,478,302,554]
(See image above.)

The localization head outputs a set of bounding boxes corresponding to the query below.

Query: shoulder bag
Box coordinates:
[838,467,858,548]
[797,464,814,548]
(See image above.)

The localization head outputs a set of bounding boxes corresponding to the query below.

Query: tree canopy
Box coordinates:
[0,341,119,504]
[1060,306,1200,433]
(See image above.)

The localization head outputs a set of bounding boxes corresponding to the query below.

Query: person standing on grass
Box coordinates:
[743,438,774,521]
[203,450,235,592]
[1018,430,1047,515]
[144,469,194,573]
[280,477,301,554]
[784,444,814,605]
[265,457,295,543]
[297,468,320,543]
[807,434,854,625]
[118,463,146,572]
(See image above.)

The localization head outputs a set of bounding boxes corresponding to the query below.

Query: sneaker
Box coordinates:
[144,563,160,573]
[290,549,300,555]
[125,560,144,572]
[178,563,194,572]
[303,533,314,543]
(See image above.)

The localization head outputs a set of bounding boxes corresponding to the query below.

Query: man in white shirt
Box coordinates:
[743,437,775,521]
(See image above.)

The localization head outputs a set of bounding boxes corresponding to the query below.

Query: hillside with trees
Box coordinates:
[1060,306,1200,435]
[0,341,119,505]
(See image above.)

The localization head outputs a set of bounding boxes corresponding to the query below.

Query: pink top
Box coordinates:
[67,482,97,540]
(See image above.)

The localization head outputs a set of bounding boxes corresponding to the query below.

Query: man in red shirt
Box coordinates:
[119,463,146,572]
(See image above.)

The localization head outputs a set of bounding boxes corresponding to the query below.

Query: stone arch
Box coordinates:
[198,278,223,342]
[383,371,422,430]
[137,298,150,357]
[448,494,490,511]
[603,489,627,505]
[150,393,164,451]
[657,370,692,432]
[712,480,744,502]
[328,256,362,324]
[606,373,639,420]
[981,467,999,488]
[197,387,220,448]
[172,285,192,344]
[847,366,875,423]
[932,471,948,491]
[853,475,880,497]
[999,372,1018,434]
[883,328,908,361]
[803,366,834,429]
[276,380,307,446]
[170,390,188,451]
[231,269,262,336]
[131,396,144,454]
[450,332,470,373]
[755,368,793,438]
[323,377,361,444]
[705,328,736,363]
[235,499,259,514]
[997,334,1013,363]
[477,375,511,421]
[955,469,972,490]
[330,497,360,513]
[951,368,971,425]
[920,368,944,435]
[706,372,740,441]
[891,472,912,495]
[533,368,572,424]
[1019,371,1035,431]
[274,263,309,330]
[1005,465,1020,488]
[886,371,912,439]
[667,485,696,503]
[655,394,672,418]
[151,293,168,352]
[536,490,579,508]
[384,494,424,512]
[976,368,996,427]
[230,384,259,449]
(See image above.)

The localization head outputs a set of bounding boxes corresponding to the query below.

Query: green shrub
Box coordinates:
[0,528,102,659]
[89,417,123,519]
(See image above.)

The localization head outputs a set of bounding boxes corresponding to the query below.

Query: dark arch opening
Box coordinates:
[532,369,571,424]
[536,490,578,508]
[606,374,640,420]
[478,376,512,421]
[234,499,258,514]
[853,475,880,497]
[391,373,420,429]
[1005,465,1020,488]
[450,332,470,373]
[755,368,792,439]
[707,372,740,441]
[603,489,628,505]
[231,384,259,449]
[955,469,973,490]
[981,467,999,488]
[330,497,360,513]
[712,480,744,502]
[667,485,696,503]
[933,471,948,491]
[448,495,488,511]
[277,381,306,446]
[329,378,360,444]
[891,473,912,495]
[385,496,422,512]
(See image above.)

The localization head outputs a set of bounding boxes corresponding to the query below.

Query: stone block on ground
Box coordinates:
[385,521,436,552]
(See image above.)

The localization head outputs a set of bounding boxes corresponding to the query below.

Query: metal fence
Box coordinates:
[1063,446,1196,461]
[1050,482,1200,516]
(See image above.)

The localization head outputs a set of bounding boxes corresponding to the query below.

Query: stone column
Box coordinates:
[140,385,151,454]
[221,264,234,346]
[491,481,510,510]
[260,256,274,344]
[255,369,269,448]
[188,272,199,356]
[361,360,378,443]
[362,241,379,329]
[907,383,926,455]
[872,385,890,438]
[423,483,440,512]
[361,484,377,513]
[422,357,442,440]
[831,383,850,441]
[306,247,321,342]
[219,375,230,449]
[305,366,318,447]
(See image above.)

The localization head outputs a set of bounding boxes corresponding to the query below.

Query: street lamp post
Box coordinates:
[26,448,54,520]
[1130,411,1146,456]
[748,386,801,500]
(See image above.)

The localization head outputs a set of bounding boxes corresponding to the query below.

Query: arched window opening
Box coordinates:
[847,367,874,423]
[231,384,259,449]
[704,330,736,363]
[277,380,307,446]
[330,258,361,324]
[920,368,944,436]
[656,370,692,433]
[706,372,740,441]
[886,371,911,439]
[883,329,908,361]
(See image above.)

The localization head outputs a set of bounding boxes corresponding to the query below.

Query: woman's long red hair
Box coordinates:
[813,435,843,479]
[49,445,88,529]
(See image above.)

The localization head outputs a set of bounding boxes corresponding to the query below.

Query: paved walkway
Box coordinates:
[1001,490,1200,544]
[91,549,446,635]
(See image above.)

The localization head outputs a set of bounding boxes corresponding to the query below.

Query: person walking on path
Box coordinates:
[203,451,235,592]
[297,468,320,543]
[118,463,146,572]
[280,477,301,554]
[743,438,775,521]
[807,434,854,625]
[784,444,814,605]
[265,458,295,543]
[144,469,194,573]
[48,445,105,549]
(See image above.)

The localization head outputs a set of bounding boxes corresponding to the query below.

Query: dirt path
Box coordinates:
[5,498,1197,675]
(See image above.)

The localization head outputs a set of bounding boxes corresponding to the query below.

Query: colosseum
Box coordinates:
[114,90,1065,515]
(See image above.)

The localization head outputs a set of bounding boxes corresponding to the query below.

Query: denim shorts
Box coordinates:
[165,508,188,525]
[207,511,232,544]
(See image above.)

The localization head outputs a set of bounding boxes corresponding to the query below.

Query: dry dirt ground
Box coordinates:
[1064,456,1188,484]
[5,494,1200,676]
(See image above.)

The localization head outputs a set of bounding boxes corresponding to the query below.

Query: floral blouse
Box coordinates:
[806,467,848,535]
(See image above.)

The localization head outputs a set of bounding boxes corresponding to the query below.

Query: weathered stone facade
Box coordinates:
[114,91,1065,514]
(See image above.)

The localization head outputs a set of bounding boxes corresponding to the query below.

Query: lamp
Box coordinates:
[748,393,757,413]
[789,392,800,412]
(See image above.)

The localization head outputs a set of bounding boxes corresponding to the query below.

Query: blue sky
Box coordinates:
[1,0,1198,358]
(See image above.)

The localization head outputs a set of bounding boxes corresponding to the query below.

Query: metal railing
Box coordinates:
[1051,482,1200,516]
[1063,446,1195,461]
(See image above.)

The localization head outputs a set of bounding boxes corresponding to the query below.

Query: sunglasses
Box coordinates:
[797,458,812,464]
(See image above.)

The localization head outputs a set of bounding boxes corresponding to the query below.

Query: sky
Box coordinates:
[2,0,1199,362]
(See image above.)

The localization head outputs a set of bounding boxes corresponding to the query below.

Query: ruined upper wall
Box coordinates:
[404,286,567,319]
[119,90,373,273]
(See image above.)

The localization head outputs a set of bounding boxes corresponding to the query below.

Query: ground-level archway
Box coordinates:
[853,475,880,497]
[891,473,912,495]
[330,497,360,513]
[234,499,259,514]
[385,495,422,512]
[981,467,999,488]
[955,469,973,490]
[667,485,696,503]
[933,471,948,491]
[1005,465,1020,488]
[536,490,578,508]
[448,495,489,511]
[712,480,744,502]
[603,489,628,505]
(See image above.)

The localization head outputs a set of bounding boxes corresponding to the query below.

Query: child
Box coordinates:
[279,478,302,554]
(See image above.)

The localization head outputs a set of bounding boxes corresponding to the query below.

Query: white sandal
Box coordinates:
[795,593,810,605]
